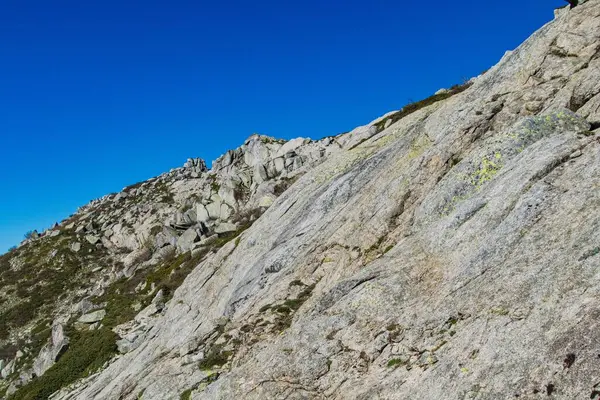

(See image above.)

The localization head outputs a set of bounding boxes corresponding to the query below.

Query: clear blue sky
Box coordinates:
[0,0,566,252]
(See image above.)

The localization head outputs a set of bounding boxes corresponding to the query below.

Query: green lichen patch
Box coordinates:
[470,153,503,188]
[408,135,433,160]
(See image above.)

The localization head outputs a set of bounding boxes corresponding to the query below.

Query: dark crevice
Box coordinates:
[315,273,379,313]
[281,199,298,217]
[389,190,412,229]
[450,201,487,230]
[197,266,220,292]
[568,88,600,112]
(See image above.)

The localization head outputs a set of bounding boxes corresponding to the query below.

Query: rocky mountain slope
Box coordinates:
[2,1,600,398]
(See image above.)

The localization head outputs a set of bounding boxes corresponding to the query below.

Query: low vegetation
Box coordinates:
[8,327,118,400]
[23,231,38,240]
[387,358,407,368]
[0,234,106,340]
[273,176,300,196]
[198,345,232,371]
[271,282,316,332]
[180,388,193,400]
[374,82,473,133]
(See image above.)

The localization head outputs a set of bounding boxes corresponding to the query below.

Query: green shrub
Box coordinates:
[272,176,299,197]
[101,287,141,328]
[180,388,193,400]
[8,327,117,400]
[0,293,44,330]
[23,231,38,240]
[274,305,292,314]
[288,279,305,287]
[0,325,8,340]
[258,304,271,313]
[387,358,406,368]
[0,343,19,361]
[282,299,302,311]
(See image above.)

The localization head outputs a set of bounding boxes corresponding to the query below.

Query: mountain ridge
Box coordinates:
[2,1,600,398]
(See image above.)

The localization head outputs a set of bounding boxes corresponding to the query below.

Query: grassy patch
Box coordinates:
[272,283,315,332]
[198,346,232,371]
[123,180,146,192]
[99,280,144,329]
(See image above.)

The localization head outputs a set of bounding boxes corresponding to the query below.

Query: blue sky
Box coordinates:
[0,0,566,252]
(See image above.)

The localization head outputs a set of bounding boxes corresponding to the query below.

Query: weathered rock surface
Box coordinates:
[2,2,600,399]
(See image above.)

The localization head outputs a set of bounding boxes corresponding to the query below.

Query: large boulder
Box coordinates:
[78,310,106,324]
[218,185,239,208]
[196,204,210,223]
[32,324,70,377]
[243,135,276,167]
[70,242,81,252]
[275,137,307,158]
[155,227,178,248]
[122,248,152,269]
[85,235,100,244]
[1,359,15,379]
[214,222,238,234]
[176,227,199,252]
[205,201,222,220]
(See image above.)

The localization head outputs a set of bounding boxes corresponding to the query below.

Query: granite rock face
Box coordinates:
[2,2,600,399]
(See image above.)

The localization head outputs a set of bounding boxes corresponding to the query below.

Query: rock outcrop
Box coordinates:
[1,2,600,399]
[32,324,69,378]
